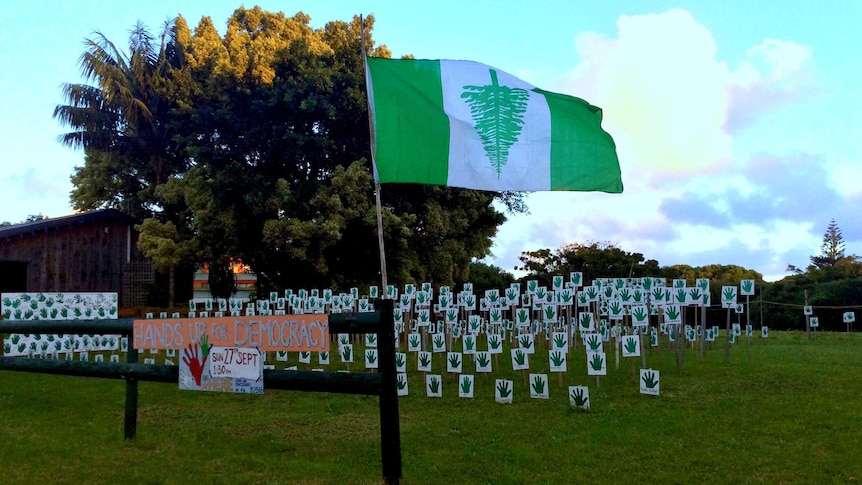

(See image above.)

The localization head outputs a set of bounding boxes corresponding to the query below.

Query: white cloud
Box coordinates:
[554,9,733,179]
[726,39,814,133]
[487,9,830,282]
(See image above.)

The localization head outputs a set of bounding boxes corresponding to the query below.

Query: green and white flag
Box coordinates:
[365,57,623,193]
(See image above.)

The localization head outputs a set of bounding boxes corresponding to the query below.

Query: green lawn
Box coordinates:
[1,331,861,484]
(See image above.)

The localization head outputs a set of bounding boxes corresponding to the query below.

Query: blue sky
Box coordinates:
[1,1,860,281]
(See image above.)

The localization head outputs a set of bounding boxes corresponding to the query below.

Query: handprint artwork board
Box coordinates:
[179,336,264,394]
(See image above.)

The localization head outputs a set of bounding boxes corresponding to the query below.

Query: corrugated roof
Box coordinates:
[0,209,136,240]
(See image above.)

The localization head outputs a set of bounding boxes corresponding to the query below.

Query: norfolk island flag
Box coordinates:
[365,57,623,193]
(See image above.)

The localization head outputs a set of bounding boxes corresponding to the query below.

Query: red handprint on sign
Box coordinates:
[182,335,211,386]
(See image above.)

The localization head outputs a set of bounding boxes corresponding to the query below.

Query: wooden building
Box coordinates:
[0,209,154,307]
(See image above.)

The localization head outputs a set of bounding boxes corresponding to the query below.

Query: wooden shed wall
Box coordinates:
[0,220,134,301]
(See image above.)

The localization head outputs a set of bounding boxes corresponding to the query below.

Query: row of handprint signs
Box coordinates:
[802,306,856,327]
[2,293,120,357]
[183,277,758,317]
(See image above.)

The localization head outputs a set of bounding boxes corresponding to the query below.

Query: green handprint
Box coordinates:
[580,314,592,329]
[589,353,604,371]
[723,287,737,300]
[496,380,512,398]
[396,374,407,390]
[587,335,601,351]
[488,336,501,350]
[665,306,680,321]
[341,346,352,361]
[586,287,598,299]
[544,306,555,320]
[651,288,664,301]
[366,350,377,364]
[418,353,431,367]
[476,353,490,368]
[624,338,637,354]
[395,353,405,368]
[632,307,647,322]
[3,342,10,353]
[741,280,753,293]
[433,334,445,349]
[550,351,565,367]
[428,376,440,394]
[513,349,526,366]
[519,335,532,350]
[301,351,310,360]
[199,334,211,359]
[531,375,545,394]
[571,388,588,407]
[409,335,420,348]
[528,280,538,292]
[642,371,659,389]
[464,336,475,351]
[366,334,377,345]
[553,334,566,349]
[448,353,461,368]
[460,377,472,394]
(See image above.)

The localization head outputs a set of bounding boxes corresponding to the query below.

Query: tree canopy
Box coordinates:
[56,8,522,295]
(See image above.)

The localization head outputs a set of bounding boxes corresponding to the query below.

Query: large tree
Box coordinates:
[54,22,187,220]
[136,8,520,293]
[811,219,845,269]
[516,241,662,286]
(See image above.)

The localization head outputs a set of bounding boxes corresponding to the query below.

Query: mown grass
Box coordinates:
[1,331,861,484]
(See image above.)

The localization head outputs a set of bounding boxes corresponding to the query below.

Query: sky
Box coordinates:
[1,0,860,282]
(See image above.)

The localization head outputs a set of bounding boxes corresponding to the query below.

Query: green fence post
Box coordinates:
[124,346,138,441]
[375,299,402,484]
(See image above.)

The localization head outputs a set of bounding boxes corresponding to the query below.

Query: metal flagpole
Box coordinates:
[360,15,389,294]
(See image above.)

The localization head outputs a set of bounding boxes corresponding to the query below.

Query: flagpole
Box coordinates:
[360,14,389,295]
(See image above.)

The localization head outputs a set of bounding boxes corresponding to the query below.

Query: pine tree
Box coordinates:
[810,219,845,269]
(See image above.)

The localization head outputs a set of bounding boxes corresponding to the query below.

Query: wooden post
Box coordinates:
[699,302,706,358]
[724,307,731,361]
[375,299,402,485]
[124,346,139,441]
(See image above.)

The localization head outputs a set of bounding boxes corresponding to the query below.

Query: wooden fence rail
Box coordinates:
[0,299,401,484]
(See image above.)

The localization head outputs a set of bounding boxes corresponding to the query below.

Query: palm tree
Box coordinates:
[54,21,184,220]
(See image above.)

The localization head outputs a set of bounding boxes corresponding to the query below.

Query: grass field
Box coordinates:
[1,331,861,484]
